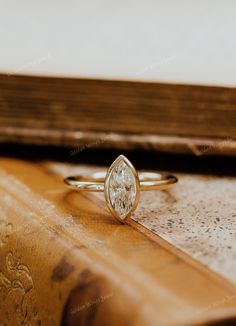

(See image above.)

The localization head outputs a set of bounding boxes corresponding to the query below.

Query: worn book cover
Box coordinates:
[0,151,236,325]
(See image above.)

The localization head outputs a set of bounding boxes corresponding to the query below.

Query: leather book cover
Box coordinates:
[0,155,236,325]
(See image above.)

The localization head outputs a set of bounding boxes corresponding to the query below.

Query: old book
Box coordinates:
[1,2,236,156]
[0,151,236,325]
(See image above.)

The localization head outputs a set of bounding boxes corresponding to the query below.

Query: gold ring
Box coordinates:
[64,155,178,223]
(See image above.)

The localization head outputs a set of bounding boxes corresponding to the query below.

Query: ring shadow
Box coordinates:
[62,190,119,226]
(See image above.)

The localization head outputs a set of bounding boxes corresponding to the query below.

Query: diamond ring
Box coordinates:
[64,155,178,223]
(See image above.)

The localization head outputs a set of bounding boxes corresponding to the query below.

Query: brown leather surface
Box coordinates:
[0,157,236,325]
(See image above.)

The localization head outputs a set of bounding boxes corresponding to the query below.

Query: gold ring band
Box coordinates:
[64,155,178,223]
[64,172,177,192]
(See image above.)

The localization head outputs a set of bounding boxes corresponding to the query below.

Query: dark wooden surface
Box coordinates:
[0,74,236,156]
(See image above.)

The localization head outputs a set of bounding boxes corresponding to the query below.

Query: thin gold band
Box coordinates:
[64,171,178,192]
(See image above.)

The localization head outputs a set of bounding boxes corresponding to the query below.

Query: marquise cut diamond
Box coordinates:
[108,159,137,219]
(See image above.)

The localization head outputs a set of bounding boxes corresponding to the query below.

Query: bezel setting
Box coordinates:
[104,155,140,223]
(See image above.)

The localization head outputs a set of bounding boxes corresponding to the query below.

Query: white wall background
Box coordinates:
[1,0,236,86]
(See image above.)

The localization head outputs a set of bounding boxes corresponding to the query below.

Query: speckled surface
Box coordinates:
[133,174,236,285]
[50,163,236,285]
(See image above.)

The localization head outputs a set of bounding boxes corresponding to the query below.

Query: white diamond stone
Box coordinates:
[108,159,136,219]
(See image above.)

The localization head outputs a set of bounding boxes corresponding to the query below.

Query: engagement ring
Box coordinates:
[64,155,178,223]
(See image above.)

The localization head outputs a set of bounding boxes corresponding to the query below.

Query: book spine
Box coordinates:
[0,169,133,325]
